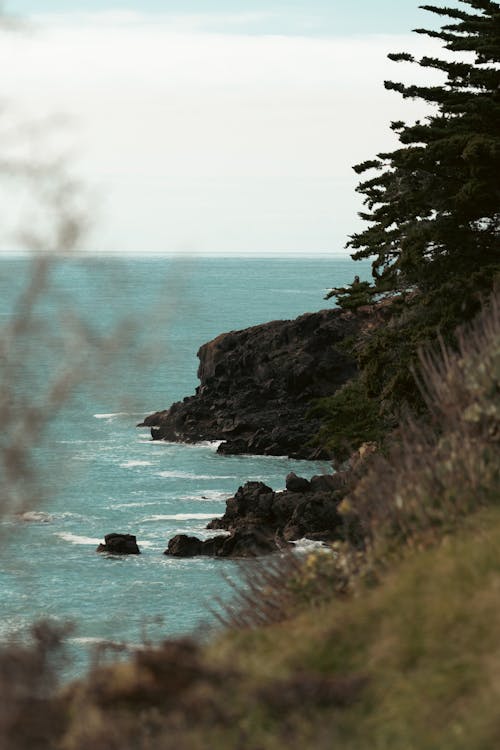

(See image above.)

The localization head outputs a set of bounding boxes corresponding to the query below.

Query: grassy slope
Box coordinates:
[210,507,500,749]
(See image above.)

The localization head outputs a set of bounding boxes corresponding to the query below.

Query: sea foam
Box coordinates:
[157,470,234,480]
[56,532,102,545]
[119,460,153,468]
[94,412,145,420]
[56,532,154,549]
[142,513,216,522]
[16,511,52,523]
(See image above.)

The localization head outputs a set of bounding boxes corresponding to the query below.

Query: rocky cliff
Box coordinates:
[139,306,365,459]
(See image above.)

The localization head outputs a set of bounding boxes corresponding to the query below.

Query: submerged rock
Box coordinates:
[97,533,141,555]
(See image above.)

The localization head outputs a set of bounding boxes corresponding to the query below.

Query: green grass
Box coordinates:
[208,507,500,749]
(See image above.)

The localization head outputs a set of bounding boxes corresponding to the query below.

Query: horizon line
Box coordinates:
[0,250,357,260]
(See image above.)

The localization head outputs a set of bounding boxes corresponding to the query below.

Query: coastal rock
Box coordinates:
[218,528,281,557]
[283,493,344,541]
[138,307,362,459]
[208,479,344,536]
[165,534,205,557]
[97,533,141,555]
[164,469,352,558]
[310,473,346,493]
[164,529,279,558]
[162,450,376,557]
[285,472,311,493]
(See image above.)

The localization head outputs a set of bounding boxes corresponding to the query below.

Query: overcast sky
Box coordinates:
[0,1,460,255]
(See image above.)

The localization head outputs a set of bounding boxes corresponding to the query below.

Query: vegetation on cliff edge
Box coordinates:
[319,0,500,454]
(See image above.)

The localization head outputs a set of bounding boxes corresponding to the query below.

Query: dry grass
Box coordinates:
[212,550,354,630]
[0,621,72,750]
[346,289,500,557]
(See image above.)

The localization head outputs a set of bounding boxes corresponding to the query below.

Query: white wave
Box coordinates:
[111,501,159,509]
[139,439,223,451]
[69,636,110,645]
[53,512,89,522]
[157,470,235,480]
[56,532,102,545]
[94,412,129,419]
[142,513,216,522]
[16,511,52,523]
[163,440,224,450]
[56,532,154,549]
[119,460,153,468]
[290,538,330,553]
[196,440,223,450]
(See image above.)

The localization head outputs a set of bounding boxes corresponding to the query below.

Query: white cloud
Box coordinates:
[0,15,443,255]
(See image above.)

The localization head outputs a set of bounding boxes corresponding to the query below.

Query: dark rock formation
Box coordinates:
[165,534,205,557]
[163,474,350,558]
[310,473,346,493]
[206,478,347,542]
[286,472,312,493]
[161,441,378,558]
[97,533,141,555]
[207,475,345,541]
[164,528,280,558]
[139,307,362,459]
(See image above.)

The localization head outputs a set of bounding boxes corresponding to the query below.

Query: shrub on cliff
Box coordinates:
[346,288,500,556]
[309,378,387,462]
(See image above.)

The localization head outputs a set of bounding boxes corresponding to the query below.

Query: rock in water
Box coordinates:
[97,533,141,555]
[165,534,204,557]
[164,529,280,558]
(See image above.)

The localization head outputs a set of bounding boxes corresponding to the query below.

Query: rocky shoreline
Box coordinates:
[135,304,385,558]
[138,306,366,459]
[165,471,350,558]
[162,442,375,558]
[97,448,376,559]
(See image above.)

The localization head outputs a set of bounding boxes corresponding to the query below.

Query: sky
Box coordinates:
[0,1,461,256]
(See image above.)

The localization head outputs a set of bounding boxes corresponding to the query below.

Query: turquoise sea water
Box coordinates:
[0,255,370,673]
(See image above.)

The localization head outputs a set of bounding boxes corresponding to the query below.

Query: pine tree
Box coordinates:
[336,0,500,313]
[317,2,500,454]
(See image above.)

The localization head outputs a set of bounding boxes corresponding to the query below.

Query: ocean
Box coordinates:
[0,254,370,674]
